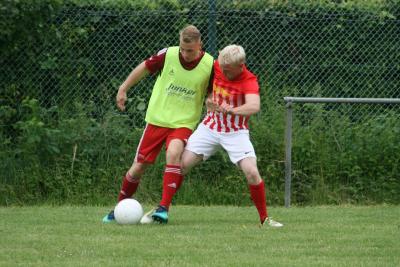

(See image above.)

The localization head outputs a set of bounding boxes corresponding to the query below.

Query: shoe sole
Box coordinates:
[140,215,154,224]
[140,208,156,224]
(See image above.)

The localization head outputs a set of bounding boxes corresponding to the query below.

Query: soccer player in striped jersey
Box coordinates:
[182,44,283,227]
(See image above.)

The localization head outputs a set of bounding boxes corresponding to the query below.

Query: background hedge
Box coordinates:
[1,0,399,206]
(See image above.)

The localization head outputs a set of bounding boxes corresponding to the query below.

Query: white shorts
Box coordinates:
[185,123,256,164]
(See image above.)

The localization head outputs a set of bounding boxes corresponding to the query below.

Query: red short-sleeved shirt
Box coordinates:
[202,61,259,133]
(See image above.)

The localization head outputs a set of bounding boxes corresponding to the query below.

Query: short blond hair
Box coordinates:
[180,25,202,43]
[218,45,246,66]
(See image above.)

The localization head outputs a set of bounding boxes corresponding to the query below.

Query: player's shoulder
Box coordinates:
[242,66,259,91]
[241,67,257,83]
[213,60,222,73]
[243,65,257,77]
[156,47,168,56]
[203,51,214,59]
[147,48,167,62]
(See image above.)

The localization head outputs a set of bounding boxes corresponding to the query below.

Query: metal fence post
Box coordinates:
[284,101,293,208]
[207,0,217,57]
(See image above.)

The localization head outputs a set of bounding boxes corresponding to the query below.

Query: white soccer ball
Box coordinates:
[114,198,144,225]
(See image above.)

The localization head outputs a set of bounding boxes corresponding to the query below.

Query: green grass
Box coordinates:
[1,205,399,267]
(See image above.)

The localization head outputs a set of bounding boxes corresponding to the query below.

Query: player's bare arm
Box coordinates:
[219,94,260,116]
[116,61,150,111]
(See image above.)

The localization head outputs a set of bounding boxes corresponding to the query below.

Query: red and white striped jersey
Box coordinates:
[202,61,259,133]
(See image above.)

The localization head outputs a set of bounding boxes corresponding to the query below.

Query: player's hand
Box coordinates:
[206,98,220,112]
[116,89,127,111]
[219,103,234,115]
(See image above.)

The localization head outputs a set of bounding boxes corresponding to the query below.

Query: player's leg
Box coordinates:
[149,150,204,223]
[120,124,168,200]
[118,162,148,202]
[158,139,186,209]
[239,157,283,227]
[150,125,219,224]
[184,123,220,171]
[151,128,192,224]
[221,132,282,227]
[181,150,204,175]
[160,124,219,209]
[103,124,168,223]
[238,157,267,220]
[102,162,149,223]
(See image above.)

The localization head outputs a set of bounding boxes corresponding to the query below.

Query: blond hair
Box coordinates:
[179,25,202,43]
[218,45,246,66]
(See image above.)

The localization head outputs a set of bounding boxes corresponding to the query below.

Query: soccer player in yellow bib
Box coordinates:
[103,25,213,224]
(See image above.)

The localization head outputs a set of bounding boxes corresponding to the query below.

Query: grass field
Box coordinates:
[1,205,399,267]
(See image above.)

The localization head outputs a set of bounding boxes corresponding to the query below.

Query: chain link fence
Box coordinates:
[1,1,400,205]
[2,1,399,128]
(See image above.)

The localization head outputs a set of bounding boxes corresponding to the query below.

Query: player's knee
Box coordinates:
[130,163,146,177]
[246,175,261,185]
[244,168,261,184]
[166,149,182,164]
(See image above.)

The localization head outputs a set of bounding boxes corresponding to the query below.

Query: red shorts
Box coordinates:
[134,124,192,164]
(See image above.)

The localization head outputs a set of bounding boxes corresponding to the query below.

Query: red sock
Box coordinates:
[118,172,140,202]
[159,165,183,209]
[249,179,268,223]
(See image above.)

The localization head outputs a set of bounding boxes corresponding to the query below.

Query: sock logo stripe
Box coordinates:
[126,175,140,183]
[167,182,177,188]
[165,168,181,174]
